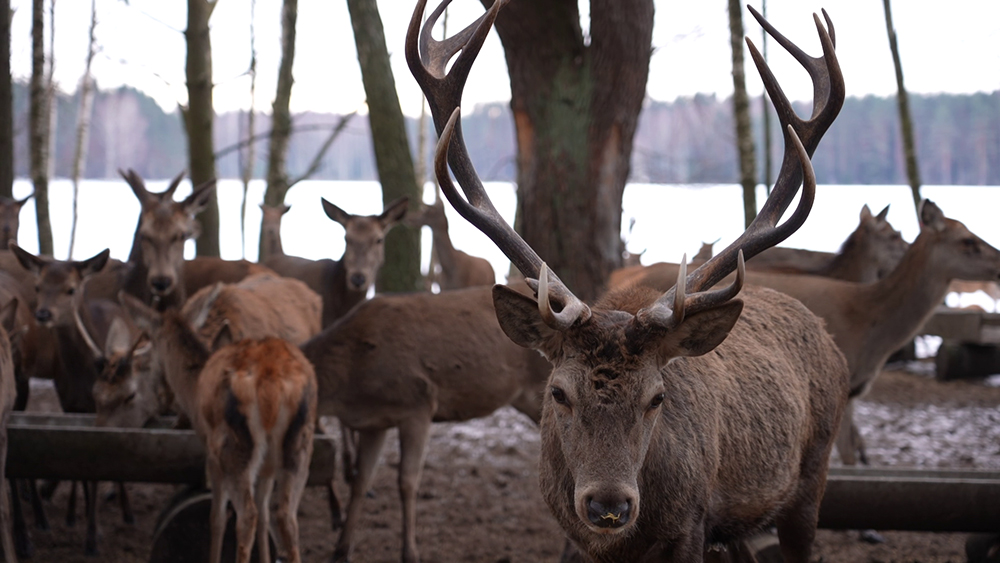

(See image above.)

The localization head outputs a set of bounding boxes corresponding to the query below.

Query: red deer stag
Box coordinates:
[119,169,269,311]
[0,298,20,563]
[0,193,31,248]
[120,295,317,563]
[261,196,409,327]
[409,1,847,561]
[622,200,1000,466]
[406,197,496,289]
[8,243,134,555]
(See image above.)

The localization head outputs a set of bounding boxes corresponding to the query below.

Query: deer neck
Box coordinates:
[156,312,211,423]
[262,229,284,260]
[860,235,950,362]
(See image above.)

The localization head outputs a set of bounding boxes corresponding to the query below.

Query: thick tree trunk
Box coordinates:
[488,0,653,301]
[882,0,922,210]
[68,0,97,258]
[29,0,52,255]
[347,0,422,293]
[0,2,12,199]
[728,0,757,228]
[259,0,296,257]
[184,0,220,257]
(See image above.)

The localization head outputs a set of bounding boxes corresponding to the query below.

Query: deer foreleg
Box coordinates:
[117,482,134,524]
[397,418,432,563]
[333,428,388,563]
[83,481,98,556]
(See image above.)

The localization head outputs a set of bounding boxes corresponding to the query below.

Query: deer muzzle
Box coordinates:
[577,485,639,534]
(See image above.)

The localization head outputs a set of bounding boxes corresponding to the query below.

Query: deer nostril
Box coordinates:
[586,497,631,528]
[34,309,52,324]
[349,273,367,289]
[150,276,174,293]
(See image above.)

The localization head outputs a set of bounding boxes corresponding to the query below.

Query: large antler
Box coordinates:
[408,0,591,329]
[636,6,844,328]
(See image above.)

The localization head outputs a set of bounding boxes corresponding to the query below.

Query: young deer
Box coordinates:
[262,197,409,327]
[406,197,496,289]
[8,243,134,555]
[121,294,317,563]
[410,3,847,563]
[0,298,20,563]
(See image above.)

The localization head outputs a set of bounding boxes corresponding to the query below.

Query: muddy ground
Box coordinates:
[14,361,1000,563]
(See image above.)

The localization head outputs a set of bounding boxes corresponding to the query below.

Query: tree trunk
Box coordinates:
[487,0,653,301]
[728,0,757,228]
[0,3,12,200]
[882,0,922,210]
[184,0,220,257]
[29,0,52,255]
[68,0,96,259]
[259,0,296,258]
[240,0,258,259]
[347,0,422,293]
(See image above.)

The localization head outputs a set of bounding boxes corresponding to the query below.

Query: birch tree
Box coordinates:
[68,0,97,258]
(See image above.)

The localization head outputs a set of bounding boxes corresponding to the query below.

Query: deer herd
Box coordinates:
[0,1,993,563]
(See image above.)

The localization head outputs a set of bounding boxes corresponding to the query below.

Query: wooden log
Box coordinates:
[935,341,1000,380]
[5,413,337,486]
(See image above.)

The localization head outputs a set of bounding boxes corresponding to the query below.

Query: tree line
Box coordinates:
[10,82,998,188]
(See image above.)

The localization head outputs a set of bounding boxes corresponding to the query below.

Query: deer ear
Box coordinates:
[321,198,352,226]
[379,196,410,228]
[76,248,111,278]
[875,204,890,221]
[105,317,133,357]
[919,200,947,233]
[859,204,873,222]
[119,291,161,333]
[492,285,564,361]
[211,321,234,351]
[654,300,744,364]
[9,242,46,274]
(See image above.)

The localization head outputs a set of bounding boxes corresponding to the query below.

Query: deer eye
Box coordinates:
[550,386,570,407]
[648,393,665,410]
[67,287,75,296]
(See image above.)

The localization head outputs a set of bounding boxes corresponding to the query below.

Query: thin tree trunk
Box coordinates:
[29,0,53,255]
[347,0,422,293]
[728,0,757,229]
[68,0,97,259]
[184,0,220,257]
[882,0,922,210]
[0,3,13,199]
[760,0,772,195]
[239,0,257,259]
[486,0,653,301]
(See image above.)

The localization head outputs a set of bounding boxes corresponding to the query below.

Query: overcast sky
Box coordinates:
[8,0,1000,117]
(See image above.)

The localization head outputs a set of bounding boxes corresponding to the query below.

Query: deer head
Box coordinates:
[0,192,32,248]
[322,196,409,292]
[9,243,110,328]
[408,0,842,536]
[919,199,1000,282]
[84,316,158,428]
[120,169,216,298]
[847,204,908,280]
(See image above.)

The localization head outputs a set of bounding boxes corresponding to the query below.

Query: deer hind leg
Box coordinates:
[398,417,432,563]
[230,474,259,563]
[208,460,230,563]
[253,474,274,563]
[273,447,312,563]
[0,441,18,563]
[333,428,388,563]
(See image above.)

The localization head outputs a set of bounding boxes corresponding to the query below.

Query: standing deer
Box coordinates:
[406,197,496,289]
[0,193,32,249]
[409,2,847,562]
[0,298,20,563]
[8,243,134,556]
[120,294,317,563]
[261,197,409,327]
[623,200,1000,466]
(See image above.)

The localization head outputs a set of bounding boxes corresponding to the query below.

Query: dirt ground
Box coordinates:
[14,361,1000,563]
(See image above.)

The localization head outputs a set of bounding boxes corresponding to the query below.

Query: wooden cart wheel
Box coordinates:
[966,533,1000,563]
[149,487,275,563]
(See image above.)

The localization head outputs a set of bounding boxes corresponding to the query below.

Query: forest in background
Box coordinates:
[10,81,1000,187]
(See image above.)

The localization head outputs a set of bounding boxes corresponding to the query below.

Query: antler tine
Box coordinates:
[678,9,841,299]
[164,170,187,198]
[638,251,746,329]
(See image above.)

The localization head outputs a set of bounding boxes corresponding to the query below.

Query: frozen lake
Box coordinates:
[10,178,1000,311]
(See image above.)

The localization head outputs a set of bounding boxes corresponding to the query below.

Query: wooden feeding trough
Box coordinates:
[6,412,339,562]
[921,306,1000,379]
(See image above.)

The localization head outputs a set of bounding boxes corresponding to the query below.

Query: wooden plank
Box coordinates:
[5,413,337,486]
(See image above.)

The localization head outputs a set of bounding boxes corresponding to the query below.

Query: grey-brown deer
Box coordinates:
[120,294,317,563]
[0,193,32,249]
[0,298,20,563]
[409,1,847,562]
[406,197,496,289]
[8,243,134,555]
[261,197,409,327]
